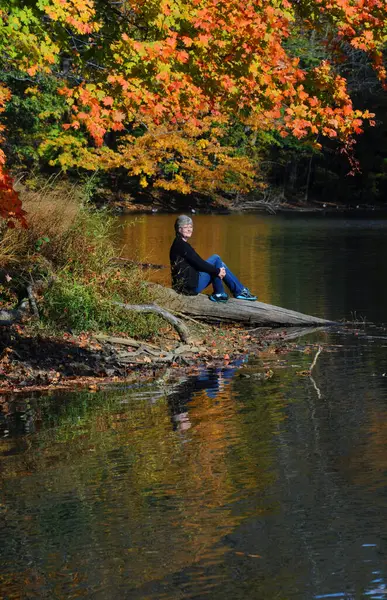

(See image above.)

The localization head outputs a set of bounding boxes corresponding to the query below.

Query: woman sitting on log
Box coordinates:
[169,215,257,303]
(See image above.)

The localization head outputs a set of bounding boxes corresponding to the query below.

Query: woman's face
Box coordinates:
[179,223,193,240]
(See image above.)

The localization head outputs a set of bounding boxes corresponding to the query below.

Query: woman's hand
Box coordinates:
[218,267,226,279]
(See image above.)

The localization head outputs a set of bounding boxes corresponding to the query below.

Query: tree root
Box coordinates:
[0,301,29,326]
[93,333,160,350]
[112,301,190,343]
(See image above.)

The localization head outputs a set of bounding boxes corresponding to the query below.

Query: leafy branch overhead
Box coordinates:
[1,0,387,223]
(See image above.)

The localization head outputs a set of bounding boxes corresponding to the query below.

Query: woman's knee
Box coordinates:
[207,254,223,267]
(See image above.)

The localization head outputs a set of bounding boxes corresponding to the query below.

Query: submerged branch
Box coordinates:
[310,345,323,373]
[310,345,323,399]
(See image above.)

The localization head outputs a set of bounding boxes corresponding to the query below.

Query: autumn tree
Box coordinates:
[0,84,26,227]
[0,0,386,223]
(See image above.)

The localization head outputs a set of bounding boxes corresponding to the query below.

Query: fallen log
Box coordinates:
[250,325,329,341]
[150,285,337,327]
[0,283,334,332]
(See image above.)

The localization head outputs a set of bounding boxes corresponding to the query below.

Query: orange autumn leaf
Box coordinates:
[0,0,386,212]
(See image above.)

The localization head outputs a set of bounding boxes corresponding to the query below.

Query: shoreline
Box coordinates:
[0,322,295,395]
[109,197,387,216]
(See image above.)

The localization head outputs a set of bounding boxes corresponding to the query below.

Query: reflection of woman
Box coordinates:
[169,215,257,303]
[168,360,245,432]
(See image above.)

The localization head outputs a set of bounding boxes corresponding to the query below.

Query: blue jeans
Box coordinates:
[195,254,244,296]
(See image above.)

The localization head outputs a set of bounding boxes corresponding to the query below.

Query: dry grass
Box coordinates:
[0,176,164,337]
[0,177,83,268]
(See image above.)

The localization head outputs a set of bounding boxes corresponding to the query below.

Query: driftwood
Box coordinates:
[93,334,200,367]
[150,285,336,327]
[257,326,329,341]
[112,301,190,343]
[93,334,160,350]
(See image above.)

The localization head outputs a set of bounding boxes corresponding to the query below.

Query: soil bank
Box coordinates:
[0,322,297,395]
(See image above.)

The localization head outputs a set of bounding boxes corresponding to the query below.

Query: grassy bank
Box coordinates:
[0,179,163,339]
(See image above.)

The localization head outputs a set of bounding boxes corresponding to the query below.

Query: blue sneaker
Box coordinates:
[209,292,228,303]
[235,288,257,301]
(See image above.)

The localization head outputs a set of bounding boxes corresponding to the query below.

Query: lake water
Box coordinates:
[2,212,387,599]
[116,212,387,323]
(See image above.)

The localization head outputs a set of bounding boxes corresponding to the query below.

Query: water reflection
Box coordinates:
[2,330,387,598]
[167,360,245,433]
[0,363,278,599]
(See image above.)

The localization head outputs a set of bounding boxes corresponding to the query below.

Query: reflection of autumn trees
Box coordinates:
[5,340,386,599]
[175,385,275,515]
[341,407,387,494]
[0,373,289,597]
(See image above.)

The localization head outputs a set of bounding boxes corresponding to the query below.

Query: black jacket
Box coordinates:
[169,235,220,295]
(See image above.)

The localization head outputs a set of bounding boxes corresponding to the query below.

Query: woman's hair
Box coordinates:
[174,215,193,233]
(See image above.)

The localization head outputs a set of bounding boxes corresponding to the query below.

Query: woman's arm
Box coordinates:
[182,242,220,275]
